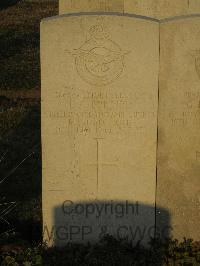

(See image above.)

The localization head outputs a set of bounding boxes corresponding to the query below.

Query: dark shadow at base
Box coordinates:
[44,201,171,265]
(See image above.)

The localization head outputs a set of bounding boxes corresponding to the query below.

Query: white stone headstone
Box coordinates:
[59,0,200,19]
[41,15,159,246]
[59,0,124,14]
[42,1,200,247]
[157,16,200,241]
[125,0,200,19]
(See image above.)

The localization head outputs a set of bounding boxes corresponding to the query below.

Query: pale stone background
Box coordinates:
[59,0,124,13]
[157,17,200,241]
[125,0,200,19]
[59,0,200,19]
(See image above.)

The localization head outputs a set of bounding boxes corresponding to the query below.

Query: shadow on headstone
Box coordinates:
[0,0,20,9]
[44,201,171,264]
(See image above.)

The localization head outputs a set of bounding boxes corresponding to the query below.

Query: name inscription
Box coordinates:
[45,87,156,137]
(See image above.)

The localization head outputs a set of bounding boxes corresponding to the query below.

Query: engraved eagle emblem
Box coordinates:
[68,24,128,86]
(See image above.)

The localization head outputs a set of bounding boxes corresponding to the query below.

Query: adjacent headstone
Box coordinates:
[41,15,159,246]
[59,0,200,19]
[59,0,124,14]
[125,0,189,19]
[42,0,200,247]
[125,0,200,19]
[157,17,200,241]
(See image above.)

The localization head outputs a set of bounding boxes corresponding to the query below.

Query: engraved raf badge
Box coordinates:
[68,23,129,86]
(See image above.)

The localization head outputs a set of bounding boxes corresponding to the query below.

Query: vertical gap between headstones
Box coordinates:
[154,21,161,238]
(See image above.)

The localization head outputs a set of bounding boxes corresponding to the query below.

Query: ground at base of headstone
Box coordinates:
[0,235,200,266]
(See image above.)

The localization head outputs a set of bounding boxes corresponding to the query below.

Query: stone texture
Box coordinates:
[59,0,124,14]
[125,0,187,18]
[125,0,200,19]
[41,15,159,246]
[59,0,200,19]
[157,17,200,241]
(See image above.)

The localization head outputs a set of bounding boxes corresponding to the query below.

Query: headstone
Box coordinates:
[41,15,159,246]
[59,0,200,19]
[42,1,200,247]
[59,0,124,14]
[157,17,200,241]
[125,0,188,19]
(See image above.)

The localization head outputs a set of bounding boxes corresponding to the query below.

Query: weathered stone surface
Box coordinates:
[126,0,200,18]
[59,0,124,14]
[59,0,200,19]
[125,0,187,18]
[41,15,159,246]
[157,17,200,241]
